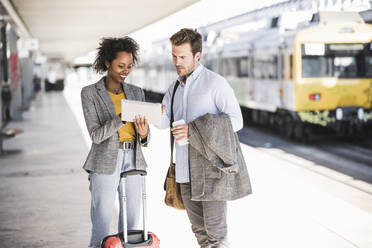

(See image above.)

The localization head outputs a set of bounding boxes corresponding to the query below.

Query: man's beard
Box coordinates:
[177,61,195,77]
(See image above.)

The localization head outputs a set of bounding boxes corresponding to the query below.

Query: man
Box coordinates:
[160,28,251,248]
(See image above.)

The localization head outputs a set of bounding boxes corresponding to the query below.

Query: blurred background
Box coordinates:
[0,0,372,247]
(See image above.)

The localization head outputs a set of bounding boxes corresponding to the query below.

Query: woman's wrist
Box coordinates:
[140,134,148,144]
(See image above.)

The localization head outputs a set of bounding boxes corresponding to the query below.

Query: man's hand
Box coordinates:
[134,115,149,139]
[161,104,166,114]
[171,123,188,142]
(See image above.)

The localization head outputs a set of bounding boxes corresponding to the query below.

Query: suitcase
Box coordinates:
[100,170,160,248]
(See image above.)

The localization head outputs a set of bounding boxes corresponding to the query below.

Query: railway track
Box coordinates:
[238,125,372,195]
[316,139,372,168]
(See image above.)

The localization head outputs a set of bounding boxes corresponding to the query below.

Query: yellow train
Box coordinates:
[201,12,372,139]
[130,12,372,140]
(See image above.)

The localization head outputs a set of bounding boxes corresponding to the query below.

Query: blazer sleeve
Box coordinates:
[81,88,123,144]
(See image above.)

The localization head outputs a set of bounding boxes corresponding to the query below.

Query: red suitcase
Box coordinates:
[100,170,160,248]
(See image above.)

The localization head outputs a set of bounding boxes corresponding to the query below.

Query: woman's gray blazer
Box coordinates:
[81,77,149,174]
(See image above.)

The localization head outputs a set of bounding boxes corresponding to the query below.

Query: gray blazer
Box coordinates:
[188,113,252,201]
[81,77,149,174]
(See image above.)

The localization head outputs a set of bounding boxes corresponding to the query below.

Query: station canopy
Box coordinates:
[6,0,199,61]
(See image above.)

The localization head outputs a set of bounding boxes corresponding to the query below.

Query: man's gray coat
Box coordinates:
[81,77,149,174]
[188,113,252,201]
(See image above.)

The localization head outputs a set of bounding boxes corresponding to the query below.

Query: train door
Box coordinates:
[223,55,249,106]
[248,48,255,104]
[278,46,285,108]
[281,50,295,111]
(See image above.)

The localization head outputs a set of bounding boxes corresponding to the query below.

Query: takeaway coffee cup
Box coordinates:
[172,119,189,146]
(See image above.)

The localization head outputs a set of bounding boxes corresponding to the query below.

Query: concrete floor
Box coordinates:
[0,92,90,248]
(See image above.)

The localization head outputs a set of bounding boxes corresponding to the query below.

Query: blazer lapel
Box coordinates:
[122,82,136,100]
[96,77,116,118]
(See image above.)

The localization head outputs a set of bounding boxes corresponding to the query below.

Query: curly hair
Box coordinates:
[170,28,202,56]
[93,36,139,74]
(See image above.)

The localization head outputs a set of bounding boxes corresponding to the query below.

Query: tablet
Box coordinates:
[121,99,162,126]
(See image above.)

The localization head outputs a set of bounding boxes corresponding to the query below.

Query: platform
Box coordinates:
[0,78,371,248]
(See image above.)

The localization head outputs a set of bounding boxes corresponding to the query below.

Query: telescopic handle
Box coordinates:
[120,169,147,178]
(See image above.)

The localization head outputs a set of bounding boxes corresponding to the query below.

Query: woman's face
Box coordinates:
[105,51,133,84]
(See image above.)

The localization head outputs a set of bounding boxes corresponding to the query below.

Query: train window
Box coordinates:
[211,59,219,73]
[252,55,278,79]
[237,57,248,77]
[302,56,329,77]
[301,43,372,78]
[365,56,372,77]
[334,57,357,78]
[279,54,284,79]
[166,60,173,70]
[271,17,279,28]
[222,58,238,77]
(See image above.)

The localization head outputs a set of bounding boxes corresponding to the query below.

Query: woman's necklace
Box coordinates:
[105,80,122,94]
[107,87,122,94]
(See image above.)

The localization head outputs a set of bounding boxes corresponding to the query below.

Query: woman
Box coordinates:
[81,37,149,248]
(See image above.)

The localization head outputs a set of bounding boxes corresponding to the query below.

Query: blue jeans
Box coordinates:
[88,149,142,248]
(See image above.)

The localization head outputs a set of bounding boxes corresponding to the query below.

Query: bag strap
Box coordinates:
[170,80,180,165]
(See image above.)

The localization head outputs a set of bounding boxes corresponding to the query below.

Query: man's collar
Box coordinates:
[177,64,204,85]
[190,64,203,80]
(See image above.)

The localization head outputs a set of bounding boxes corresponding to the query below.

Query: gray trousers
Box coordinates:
[88,149,142,248]
[180,183,230,248]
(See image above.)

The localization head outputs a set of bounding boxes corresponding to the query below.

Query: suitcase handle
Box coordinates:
[121,169,149,242]
[120,169,147,178]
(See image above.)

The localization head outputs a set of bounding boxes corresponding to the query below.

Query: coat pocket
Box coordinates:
[204,163,222,179]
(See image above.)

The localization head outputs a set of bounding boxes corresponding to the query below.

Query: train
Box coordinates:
[128,11,372,140]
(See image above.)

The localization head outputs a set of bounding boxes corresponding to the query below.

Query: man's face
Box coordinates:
[171,43,200,78]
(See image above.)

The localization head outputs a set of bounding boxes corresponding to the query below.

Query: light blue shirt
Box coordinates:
[159,64,243,183]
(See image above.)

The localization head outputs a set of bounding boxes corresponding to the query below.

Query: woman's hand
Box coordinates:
[134,115,148,139]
